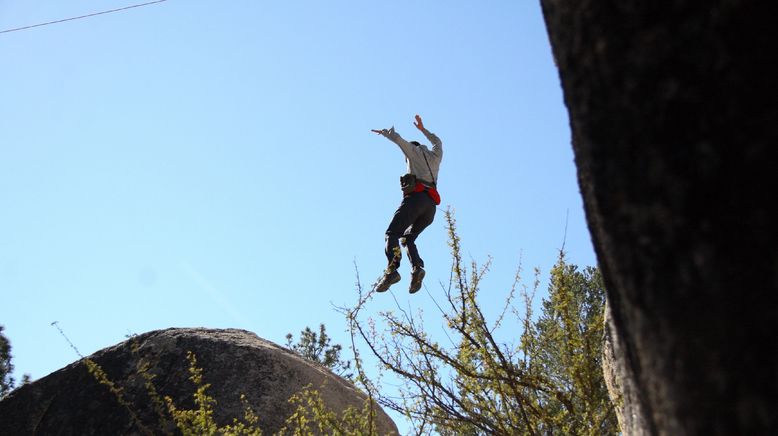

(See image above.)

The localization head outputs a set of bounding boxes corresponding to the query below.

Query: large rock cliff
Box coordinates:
[0,328,398,435]
[541,1,777,434]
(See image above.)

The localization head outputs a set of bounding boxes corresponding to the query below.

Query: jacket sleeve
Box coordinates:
[421,127,443,158]
[385,127,416,159]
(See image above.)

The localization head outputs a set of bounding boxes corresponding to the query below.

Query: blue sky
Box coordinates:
[1,0,595,430]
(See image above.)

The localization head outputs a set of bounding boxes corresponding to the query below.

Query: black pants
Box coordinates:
[385,191,436,270]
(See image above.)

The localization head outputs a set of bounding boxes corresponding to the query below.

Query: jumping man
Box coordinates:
[371,115,443,294]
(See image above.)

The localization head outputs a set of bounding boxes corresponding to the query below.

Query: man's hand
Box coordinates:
[371,127,394,137]
[413,114,425,131]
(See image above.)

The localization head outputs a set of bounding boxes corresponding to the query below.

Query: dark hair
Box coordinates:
[410,141,421,146]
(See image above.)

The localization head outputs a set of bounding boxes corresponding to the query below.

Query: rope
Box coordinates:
[0,0,168,35]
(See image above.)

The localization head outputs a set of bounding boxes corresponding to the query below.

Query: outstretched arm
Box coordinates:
[371,126,415,156]
[413,114,442,157]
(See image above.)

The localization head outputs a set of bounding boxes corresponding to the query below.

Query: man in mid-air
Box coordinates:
[371,115,442,294]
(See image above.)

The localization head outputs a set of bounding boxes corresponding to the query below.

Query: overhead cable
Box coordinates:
[0,0,168,35]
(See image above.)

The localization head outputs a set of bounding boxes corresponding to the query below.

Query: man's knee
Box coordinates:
[401,234,419,247]
[386,232,400,244]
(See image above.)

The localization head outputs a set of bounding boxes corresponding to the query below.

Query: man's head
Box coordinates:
[410,141,421,147]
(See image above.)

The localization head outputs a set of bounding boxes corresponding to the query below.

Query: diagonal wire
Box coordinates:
[0,0,168,35]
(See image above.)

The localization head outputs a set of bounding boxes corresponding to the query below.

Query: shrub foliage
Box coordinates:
[341,208,618,435]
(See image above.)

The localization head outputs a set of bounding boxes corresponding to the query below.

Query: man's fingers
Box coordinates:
[414,114,424,129]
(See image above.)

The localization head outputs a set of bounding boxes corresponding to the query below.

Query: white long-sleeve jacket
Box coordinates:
[385,127,443,186]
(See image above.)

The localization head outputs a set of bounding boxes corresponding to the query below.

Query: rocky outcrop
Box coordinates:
[0,328,397,435]
[541,2,778,435]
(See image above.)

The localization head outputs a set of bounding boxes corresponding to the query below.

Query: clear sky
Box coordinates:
[1,0,595,431]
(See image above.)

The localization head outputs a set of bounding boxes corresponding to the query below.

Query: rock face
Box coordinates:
[602,299,648,435]
[0,328,398,435]
[541,2,777,435]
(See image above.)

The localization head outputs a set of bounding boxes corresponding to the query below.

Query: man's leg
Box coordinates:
[385,195,423,270]
[376,195,423,293]
[402,194,436,293]
[401,194,436,268]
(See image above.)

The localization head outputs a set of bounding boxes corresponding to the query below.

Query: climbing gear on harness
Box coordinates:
[405,182,441,205]
[400,173,417,194]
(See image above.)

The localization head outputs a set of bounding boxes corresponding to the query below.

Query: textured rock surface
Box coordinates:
[541,1,777,435]
[0,328,398,435]
[602,299,648,435]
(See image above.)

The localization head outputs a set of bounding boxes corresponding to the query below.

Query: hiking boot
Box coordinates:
[409,266,425,294]
[375,269,401,293]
